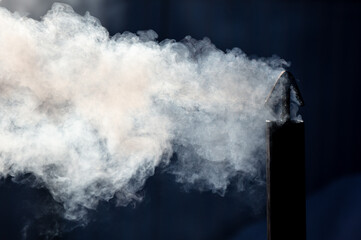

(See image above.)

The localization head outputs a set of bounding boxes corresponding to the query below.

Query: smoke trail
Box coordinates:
[0,3,287,221]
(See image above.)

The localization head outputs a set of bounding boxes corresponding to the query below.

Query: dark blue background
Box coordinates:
[0,0,361,239]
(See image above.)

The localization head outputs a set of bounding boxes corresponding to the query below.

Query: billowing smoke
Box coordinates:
[0,3,287,221]
[0,0,102,18]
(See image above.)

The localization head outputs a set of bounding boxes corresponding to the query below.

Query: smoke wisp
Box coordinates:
[0,0,102,18]
[0,3,287,221]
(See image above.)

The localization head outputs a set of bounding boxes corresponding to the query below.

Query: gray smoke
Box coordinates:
[0,3,287,221]
[0,0,101,18]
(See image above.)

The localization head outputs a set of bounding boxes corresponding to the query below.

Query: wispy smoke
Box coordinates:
[0,0,102,18]
[0,3,287,221]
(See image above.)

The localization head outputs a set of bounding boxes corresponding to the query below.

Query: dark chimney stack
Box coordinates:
[265,71,306,240]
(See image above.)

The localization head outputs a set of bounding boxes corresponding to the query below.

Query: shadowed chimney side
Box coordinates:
[265,71,306,240]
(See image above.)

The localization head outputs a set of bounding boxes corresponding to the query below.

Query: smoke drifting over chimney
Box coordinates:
[0,3,288,221]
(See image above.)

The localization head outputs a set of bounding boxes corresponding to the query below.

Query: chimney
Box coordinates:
[265,71,306,240]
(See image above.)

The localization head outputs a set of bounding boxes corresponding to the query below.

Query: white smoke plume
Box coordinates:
[0,0,101,18]
[0,3,287,221]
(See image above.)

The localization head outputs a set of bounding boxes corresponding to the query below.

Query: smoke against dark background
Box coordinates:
[2,0,359,193]
[0,3,287,222]
[0,0,361,240]
[0,0,101,18]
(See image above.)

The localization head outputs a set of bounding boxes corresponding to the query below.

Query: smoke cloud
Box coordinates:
[0,3,287,221]
[0,0,102,18]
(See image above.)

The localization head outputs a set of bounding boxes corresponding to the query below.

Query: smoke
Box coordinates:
[0,3,287,221]
[0,0,102,18]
